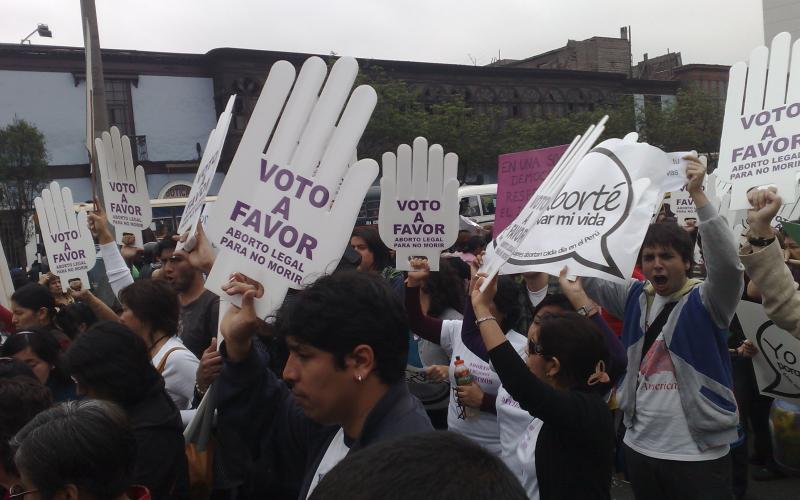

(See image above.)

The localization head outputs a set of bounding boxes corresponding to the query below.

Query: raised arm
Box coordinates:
[740,188,800,339]
[87,201,133,298]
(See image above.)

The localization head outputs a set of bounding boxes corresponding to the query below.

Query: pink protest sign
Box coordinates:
[494,144,569,233]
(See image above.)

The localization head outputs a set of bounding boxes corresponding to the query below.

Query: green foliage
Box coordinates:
[355,66,722,178]
[0,118,50,245]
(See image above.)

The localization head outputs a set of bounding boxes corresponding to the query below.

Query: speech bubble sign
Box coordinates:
[378,137,459,271]
[718,32,800,210]
[500,138,668,283]
[177,95,235,252]
[739,300,800,403]
[34,181,97,291]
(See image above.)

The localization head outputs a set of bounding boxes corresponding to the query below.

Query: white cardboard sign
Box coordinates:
[95,126,153,246]
[718,32,800,210]
[739,300,800,403]
[177,95,236,252]
[479,117,609,288]
[378,137,459,271]
[497,136,678,283]
[34,181,97,291]
[204,57,379,318]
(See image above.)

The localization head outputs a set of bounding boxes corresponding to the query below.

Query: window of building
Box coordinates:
[105,79,135,138]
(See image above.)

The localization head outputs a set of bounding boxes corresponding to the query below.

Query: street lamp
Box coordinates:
[20,24,53,44]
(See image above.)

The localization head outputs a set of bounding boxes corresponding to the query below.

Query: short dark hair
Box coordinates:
[0,376,51,477]
[532,293,574,317]
[351,227,392,271]
[309,431,527,500]
[119,278,180,337]
[11,283,55,317]
[537,312,609,393]
[1,329,70,386]
[641,221,694,271]
[12,400,136,500]
[495,276,523,334]
[65,322,161,409]
[157,235,178,259]
[274,271,408,384]
[463,235,485,254]
[54,301,97,339]
[423,258,465,317]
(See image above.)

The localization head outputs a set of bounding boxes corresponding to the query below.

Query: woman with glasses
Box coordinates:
[471,271,615,500]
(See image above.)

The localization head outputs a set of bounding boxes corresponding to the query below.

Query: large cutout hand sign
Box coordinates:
[718,32,800,210]
[205,57,378,318]
[378,137,459,271]
[95,126,152,245]
[34,181,97,291]
[177,95,236,252]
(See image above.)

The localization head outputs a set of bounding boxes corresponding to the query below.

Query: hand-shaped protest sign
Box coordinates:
[378,137,459,271]
[34,181,97,291]
[95,126,152,246]
[205,56,378,318]
[177,95,236,252]
[718,32,800,210]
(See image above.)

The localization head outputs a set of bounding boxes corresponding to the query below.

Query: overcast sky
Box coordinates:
[4,0,766,67]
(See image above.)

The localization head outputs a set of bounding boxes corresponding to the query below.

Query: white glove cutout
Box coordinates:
[718,32,800,210]
[205,56,379,319]
[34,181,97,291]
[177,95,236,252]
[95,126,152,246]
[378,137,459,271]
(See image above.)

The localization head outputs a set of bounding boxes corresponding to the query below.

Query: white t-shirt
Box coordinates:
[152,337,199,410]
[307,428,350,498]
[624,295,729,461]
[517,417,543,500]
[440,320,527,456]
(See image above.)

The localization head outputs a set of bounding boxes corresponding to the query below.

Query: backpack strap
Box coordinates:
[156,346,186,374]
[640,301,679,359]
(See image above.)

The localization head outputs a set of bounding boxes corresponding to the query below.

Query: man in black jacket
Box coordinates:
[215,270,432,499]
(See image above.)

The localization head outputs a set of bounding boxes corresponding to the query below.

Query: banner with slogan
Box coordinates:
[378,137,459,271]
[718,32,800,210]
[34,181,97,291]
[177,95,236,251]
[498,137,690,283]
[739,300,800,403]
[204,56,379,318]
[494,144,569,234]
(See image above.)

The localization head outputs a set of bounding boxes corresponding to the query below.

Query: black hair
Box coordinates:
[351,227,393,271]
[65,321,162,409]
[1,328,71,387]
[119,279,180,338]
[274,271,408,384]
[0,358,38,381]
[11,283,55,321]
[309,431,527,500]
[532,293,574,317]
[495,275,523,334]
[537,312,609,393]
[157,235,178,259]
[12,400,136,500]
[463,235,485,254]
[0,376,51,477]
[641,221,695,272]
[423,258,465,317]
[54,302,97,339]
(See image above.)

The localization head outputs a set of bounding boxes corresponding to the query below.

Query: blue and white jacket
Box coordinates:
[585,203,744,451]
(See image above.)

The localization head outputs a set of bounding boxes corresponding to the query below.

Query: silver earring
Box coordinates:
[357,375,363,382]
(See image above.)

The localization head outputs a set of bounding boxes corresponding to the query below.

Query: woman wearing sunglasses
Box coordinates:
[471,271,615,500]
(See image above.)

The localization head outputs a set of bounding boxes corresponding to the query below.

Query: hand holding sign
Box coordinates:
[177,95,236,252]
[34,181,97,291]
[378,137,459,270]
[205,56,378,318]
[95,126,152,245]
[719,32,800,210]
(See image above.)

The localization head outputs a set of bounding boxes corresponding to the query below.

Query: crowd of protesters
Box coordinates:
[0,156,799,500]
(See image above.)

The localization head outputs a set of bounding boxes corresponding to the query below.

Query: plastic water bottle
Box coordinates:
[453,356,480,421]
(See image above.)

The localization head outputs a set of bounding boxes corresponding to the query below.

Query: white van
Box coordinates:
[458,184,497,226]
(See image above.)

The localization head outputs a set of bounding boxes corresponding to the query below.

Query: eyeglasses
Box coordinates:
[9,485,38,499]
[527,338,549,357]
